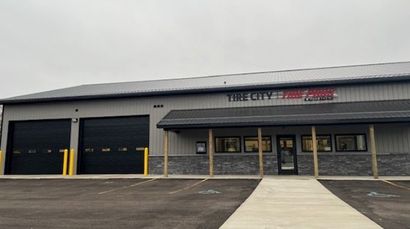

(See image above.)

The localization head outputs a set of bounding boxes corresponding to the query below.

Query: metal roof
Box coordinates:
[157,100,410,129]
[2,61,410,104]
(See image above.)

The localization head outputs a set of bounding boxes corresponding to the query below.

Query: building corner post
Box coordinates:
[208,129,214,177]
[257,128,264,177]
[311,126,319,178]
[369,124,379,179]
[163,130,169,177]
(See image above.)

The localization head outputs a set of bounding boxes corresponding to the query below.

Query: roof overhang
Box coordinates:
[157,100,410,130]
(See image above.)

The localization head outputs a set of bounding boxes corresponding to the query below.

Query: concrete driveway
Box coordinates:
[221,177,381,229]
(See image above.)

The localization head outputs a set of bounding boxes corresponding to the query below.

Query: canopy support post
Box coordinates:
[208,129,214,177]
[163,130,169,177]
[258,128,264,177]
[311,126,319,178]
[369,124,379,179]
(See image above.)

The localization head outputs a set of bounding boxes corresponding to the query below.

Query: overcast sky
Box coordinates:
[1,0,410,99]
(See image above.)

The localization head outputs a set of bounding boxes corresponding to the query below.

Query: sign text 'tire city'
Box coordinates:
[227,88,337,102]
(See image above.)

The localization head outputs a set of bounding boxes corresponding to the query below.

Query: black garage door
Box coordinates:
[78,116,149,174]
[6,120,71,174]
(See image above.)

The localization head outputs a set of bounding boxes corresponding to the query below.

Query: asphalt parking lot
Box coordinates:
[319,180,410,229]
[0,179,260,229]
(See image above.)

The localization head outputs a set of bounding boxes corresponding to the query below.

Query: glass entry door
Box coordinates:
[277,135,298,175]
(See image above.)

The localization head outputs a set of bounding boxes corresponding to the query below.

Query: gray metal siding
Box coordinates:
[376,123,410,154]
[70,121,80,173]
[1,81,410,174]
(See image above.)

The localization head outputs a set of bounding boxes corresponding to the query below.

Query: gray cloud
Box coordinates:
[1,0,410,98]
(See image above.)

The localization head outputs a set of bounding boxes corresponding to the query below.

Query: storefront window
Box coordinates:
[302,135,332,152]
[215,137,241,153]
[336,134,367,151]
[244,136,272,152]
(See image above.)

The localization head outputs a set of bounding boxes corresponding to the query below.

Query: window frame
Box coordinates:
[243,136,272,153]
[301,134,333,152]
[335,134,368,152]
[214,136,242,153]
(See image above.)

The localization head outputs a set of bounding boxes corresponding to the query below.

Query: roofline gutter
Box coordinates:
[157,118,410,130]
[1,74,410,105]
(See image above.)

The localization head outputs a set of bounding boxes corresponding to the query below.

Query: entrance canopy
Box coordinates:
[157,100,410,130]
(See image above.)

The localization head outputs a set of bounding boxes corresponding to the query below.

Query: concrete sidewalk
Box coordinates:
[221,177,381,229]
[0,174,260,180]
[0,174,161,179]
[1,174,409,180]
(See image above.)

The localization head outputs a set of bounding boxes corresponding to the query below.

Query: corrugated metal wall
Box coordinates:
[1,81,410,163]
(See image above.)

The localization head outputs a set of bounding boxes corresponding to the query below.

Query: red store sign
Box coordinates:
[227,88,337,102]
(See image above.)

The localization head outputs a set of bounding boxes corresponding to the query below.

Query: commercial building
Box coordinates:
[1,62,410,176]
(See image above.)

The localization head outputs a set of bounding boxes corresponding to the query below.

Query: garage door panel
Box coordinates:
[9,153,65,174]
[79,151,144,174]
[78,116,149,174]
[6,120,71,175]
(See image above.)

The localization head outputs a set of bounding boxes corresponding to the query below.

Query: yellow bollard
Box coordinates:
[62,149,68,176]
[144,147,149,176]
[0,150,3,175]
[69,149,75,176]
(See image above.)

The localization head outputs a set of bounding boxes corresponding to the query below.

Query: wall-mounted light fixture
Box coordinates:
[72,118,79,123]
